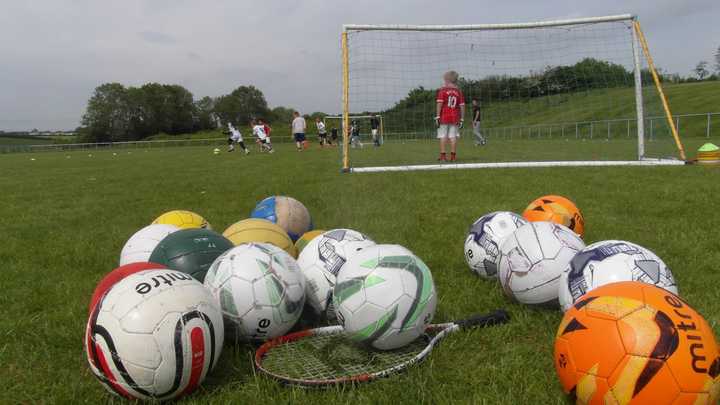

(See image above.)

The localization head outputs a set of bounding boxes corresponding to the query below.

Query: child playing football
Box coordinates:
[316,117,329,147]
[435,70,465,162]
[226,123,249,154]
[252,119,274,153]
[350,120,363,148]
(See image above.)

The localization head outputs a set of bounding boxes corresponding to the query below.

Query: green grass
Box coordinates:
[0,135,54,145]
[2,142,720,403]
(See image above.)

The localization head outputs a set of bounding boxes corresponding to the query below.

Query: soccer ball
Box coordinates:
[333,244,437,350]
[498,221,585,306]
[119,224,180,266]
[558,240,678,312]
[149,228,234,282]
[523,195,585,238]
[213,148,221,155]
[464,211,528,278]
[555,282,720,404]
[85,268,224,401]
[153,210,212,230]
[204,243,306,341]
[88,262,165,314]
[250,196,313,241]
[223,218,297,258]
[297,229,376,318]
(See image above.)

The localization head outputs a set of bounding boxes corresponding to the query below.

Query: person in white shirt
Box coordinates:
[316,117,330,146]
[291,111,307,151]
[252,119,274,153]
[226,123,249,154]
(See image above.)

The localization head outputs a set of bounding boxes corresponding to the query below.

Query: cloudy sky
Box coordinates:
[1,0,718,131]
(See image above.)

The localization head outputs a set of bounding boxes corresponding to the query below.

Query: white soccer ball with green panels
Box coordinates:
[333,244,437,351]
[203,243,305,341]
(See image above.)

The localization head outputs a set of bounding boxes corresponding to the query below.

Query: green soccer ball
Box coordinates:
[149,228,234,282]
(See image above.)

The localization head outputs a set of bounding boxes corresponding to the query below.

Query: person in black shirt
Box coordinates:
[370,115,381,147]
[471,99,486,146]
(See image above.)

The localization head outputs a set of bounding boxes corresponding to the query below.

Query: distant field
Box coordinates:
[0,135,53,145]
[1,142,719,403]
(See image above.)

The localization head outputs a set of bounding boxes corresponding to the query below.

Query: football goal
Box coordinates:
[340,15,687,173]
[325,115,384,147]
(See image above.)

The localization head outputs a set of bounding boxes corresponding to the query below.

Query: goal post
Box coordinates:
[340,15,686,173]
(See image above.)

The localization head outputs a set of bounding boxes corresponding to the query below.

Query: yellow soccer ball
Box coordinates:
[294,230,325,254]
[222,218,297,258]
[152,210,211,230]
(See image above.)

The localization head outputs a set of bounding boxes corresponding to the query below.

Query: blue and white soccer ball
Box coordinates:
[204,243,306,341]
[464,211,528,278]
[250,196,313,242]
[297,229,376,319]
[498,221,585,306]
[558,240,678,312]
[85,269,224,401]
[333,244,437,350]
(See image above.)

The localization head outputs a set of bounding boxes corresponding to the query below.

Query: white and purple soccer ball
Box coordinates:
[297,229,376,318]
[558,240,678,312]
[464,211,528,279]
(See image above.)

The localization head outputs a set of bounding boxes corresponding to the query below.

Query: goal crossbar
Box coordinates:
[344,14,635,32]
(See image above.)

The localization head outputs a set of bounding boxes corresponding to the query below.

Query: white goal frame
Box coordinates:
[340,14,687,173]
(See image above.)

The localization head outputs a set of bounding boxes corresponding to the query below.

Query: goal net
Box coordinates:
[340,15,686,173]
[325,115,384,148]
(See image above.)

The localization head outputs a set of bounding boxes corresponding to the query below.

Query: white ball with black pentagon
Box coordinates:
[297,229,376,318]
[558,240,678,312]
[333,244,437,351]
[85,268,224,401]
[498,221,585,306]
[464,211,528,278]
[119,224,180,266]
[203,243,306,341]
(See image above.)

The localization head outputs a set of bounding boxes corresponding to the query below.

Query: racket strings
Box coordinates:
[260,332,433,380]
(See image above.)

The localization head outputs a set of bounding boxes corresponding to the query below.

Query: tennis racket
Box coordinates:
[254,309,510,387]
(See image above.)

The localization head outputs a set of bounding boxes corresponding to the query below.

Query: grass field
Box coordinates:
[2,141,720,404]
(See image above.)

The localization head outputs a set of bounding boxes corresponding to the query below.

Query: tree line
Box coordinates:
[78,83,305,142]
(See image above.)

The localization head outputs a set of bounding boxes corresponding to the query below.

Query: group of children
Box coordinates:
[225,119,274,154]
[226,70,484,161]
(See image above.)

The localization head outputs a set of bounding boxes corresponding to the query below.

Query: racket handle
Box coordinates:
[456,309,510,329]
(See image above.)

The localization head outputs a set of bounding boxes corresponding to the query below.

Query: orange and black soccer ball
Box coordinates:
[523,195,585,238]
[554,281,720,404]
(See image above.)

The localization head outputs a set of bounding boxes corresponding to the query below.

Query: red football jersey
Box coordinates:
[264,124,272,136]
[436,86,465,125]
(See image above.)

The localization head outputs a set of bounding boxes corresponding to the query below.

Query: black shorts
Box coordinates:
[319,133,328,138]
[294,133,306,142]
[227,138,233,145]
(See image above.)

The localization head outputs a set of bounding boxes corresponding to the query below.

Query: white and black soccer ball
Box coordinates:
[204,243,306,341]
[297,229,376,318]
[558,240,678,312]
[85,268,224,401]
[498,221,585,306]
[464,211,528,278]
[333,244,437,351]
[119,224,180,266]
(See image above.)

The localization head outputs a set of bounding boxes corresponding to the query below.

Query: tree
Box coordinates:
[270,106,295,124]
[694,61,710,80]
[194,96,217,130]
[213,86,270,126]
[81,83,133,142]
[715,46,720,74]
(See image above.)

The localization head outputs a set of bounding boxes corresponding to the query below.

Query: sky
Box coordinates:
[0,0,718,131]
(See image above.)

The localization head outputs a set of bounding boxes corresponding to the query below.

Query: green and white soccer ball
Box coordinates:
[333,244,437,351]
[204,243,306,341]
[297,229,376,319]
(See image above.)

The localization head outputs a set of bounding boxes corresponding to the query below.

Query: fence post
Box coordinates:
[590,122,593,139]
[607,122,611,140]
[650,119,654,141]
[575,123,579,139]
[627,120,630,137]
[707,113,711,138]
[676,116,680,137]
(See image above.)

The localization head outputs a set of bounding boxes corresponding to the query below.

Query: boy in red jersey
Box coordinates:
[435,71,465,162]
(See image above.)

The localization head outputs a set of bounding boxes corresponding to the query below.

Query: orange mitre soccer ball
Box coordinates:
[554,281,720,405]
[523,195,585,238]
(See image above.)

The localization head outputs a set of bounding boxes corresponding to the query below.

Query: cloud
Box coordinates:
[138,30,177,44]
